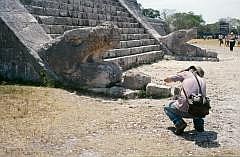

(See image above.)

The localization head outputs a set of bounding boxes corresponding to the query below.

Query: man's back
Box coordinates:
[174,71,206,112]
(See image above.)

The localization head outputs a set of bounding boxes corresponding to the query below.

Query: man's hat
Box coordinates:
[187,66,205,77]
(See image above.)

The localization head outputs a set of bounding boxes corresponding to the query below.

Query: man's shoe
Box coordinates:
[194,126,204,132]
[175,120,187,135]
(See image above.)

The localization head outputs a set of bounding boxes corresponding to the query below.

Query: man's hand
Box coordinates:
[164,77,172,83]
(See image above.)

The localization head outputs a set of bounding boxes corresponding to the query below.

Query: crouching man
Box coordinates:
[164,66,209,135]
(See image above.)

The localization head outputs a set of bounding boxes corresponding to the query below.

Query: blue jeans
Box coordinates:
[164,101,204,129]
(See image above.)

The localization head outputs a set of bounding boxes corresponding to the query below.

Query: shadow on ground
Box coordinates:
[168,127,220,148]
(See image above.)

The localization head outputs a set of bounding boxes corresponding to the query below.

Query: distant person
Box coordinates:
[229,32,236,51]
[237,35,240,46]
[164,66,210,135]
[218,34,224,46]
[225,34,230,47]
[203,35,207,40]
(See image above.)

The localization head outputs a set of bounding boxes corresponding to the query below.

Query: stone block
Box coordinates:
[146,83,171,98]
[122,71,151,90]
[88,88,109,95]
[206,51,218,58]
[123,89,140,99]
[109,86,126,98]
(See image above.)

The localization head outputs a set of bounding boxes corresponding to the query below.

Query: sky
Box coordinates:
[137,0,240,24]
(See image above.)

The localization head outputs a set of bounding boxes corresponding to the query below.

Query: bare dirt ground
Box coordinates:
[1,39,240,157]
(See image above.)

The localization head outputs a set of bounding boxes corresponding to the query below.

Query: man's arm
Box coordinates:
[164,73,185,83]
[164,77,173,83]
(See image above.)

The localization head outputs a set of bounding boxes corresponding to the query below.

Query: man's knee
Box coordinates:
[164,106,175,114]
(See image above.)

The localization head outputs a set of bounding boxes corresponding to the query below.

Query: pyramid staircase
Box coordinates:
[20,0,164,70]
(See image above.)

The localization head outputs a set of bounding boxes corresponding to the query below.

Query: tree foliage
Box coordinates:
[197,23,219,37]
[142,8,160,19]
[167,12,205,31]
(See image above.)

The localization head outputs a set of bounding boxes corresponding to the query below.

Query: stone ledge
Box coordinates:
[105,50,164,70]
[163,55,219,62]
[34,15,139,28]
[41,24,145,34]
[104,45,161,58]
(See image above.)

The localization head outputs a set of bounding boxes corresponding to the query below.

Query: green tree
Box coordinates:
[142,8,160,19]
[167,12,205,31]
[197,23,219,38]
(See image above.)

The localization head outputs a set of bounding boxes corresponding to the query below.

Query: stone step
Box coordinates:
[119,39,156,48]
[119,28,145,34]
[104,45,161,58]
[40,24,83,34]
[120,34,153,41]
[26,5,131,18]
[34,15,140,28]
[26,5,136,23]
[41,24,145,34]
[21,0,124,9]
[50,34,62,38]
[104,51,164,70]
[56,0,121,6]
[22,0,129,15]
[50,33,153,40]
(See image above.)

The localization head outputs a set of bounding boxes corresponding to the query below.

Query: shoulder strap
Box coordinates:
[182,86,188,99]
[192,72,203,94]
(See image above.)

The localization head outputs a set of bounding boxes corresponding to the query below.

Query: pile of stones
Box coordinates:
[88,70,181,99]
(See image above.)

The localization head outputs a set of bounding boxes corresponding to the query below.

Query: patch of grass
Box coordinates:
[0,85,61,120]
[137,90,147,98]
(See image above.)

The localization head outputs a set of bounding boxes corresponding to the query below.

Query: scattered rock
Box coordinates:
[88,88,109,95]
[59,62,122,88]
[122,71,151,90]
[88,87,140,99]
[123,89,140,99]
[206,51,218,58]
[109,86,126,98]
[146,83,171,98]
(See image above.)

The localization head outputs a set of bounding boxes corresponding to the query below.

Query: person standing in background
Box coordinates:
[218,34,224,46]
[225,34,230,47]
[237,35,240,47]
[229,32,236,51]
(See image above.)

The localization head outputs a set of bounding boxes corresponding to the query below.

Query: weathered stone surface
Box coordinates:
[206,51,218,58]
[88,87,139,99]
[40,22,120,79]
[0,0,56,82]
[146,17,167,36]
[0,0,122,88]
[0,0,52,52]
[109,86,126,98]
[122,89,140,99]
[119,0,162,40]
[160,28,197,54]
[88,88,109,95]
[146,83,171,98]
[1,0,218,91]
[59,62,122,88]
[37,22,122,88]
[160,28,218,60]
[122,71,151,90]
